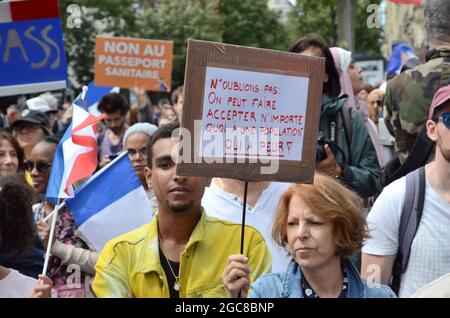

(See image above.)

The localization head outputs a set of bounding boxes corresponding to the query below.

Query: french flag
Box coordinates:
[0,0,60,24]
[46,90,104,199]
[66,152,153,251]
[46,83,118,199]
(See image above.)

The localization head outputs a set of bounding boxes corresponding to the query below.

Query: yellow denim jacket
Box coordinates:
[93,209,272,298]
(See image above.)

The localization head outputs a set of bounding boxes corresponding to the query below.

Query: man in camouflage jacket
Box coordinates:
[384,0,450,163]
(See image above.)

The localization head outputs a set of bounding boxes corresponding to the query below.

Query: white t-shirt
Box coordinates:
[202,181,291,273]
[0,269,37,298]
[362,173,450,298]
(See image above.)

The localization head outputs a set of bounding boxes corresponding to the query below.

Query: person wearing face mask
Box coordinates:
[223,174,395,298]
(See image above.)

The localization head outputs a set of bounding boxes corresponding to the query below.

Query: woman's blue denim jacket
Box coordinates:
[249,258,396,298]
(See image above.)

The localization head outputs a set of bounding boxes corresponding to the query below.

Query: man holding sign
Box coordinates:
[93,122,271,298]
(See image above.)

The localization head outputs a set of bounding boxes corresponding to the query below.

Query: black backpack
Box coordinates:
[390,166,426,295]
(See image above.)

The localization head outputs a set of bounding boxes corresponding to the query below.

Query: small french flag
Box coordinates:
[46,87,105,199]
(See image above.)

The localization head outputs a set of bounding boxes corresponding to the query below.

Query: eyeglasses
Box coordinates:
[127,147,147,158]
[438,112,450,129]
[24,160,52,174]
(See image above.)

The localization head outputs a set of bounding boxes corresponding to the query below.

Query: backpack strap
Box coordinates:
[390,166,426,295]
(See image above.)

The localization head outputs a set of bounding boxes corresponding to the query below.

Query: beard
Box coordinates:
[437,134,450,163]
[110,126,123,135]
[167,199,195,213]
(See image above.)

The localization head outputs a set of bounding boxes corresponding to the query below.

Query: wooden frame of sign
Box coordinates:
[177,39,325,183]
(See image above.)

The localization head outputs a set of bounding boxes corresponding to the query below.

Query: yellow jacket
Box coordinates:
[93,209,272,298]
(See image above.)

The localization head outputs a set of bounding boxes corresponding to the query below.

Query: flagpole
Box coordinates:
[41,200,65,276]
[237,181,249,299]
[42,201,66,223]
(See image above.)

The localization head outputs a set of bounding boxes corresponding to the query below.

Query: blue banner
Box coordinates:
[0,18,67,93]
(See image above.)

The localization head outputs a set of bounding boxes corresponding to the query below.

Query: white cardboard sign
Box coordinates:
[199,66,309,161]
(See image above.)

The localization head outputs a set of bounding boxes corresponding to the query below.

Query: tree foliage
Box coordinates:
[59,0,142,88]
[286,0,337,47]
[355,0,383,58]
[219,0,288,51]
[57,0,385,90]
[140,0,223,89]
[58,0,300,90]
[287,0,383,57]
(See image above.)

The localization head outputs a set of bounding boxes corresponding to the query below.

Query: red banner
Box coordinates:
[388,0,422,6]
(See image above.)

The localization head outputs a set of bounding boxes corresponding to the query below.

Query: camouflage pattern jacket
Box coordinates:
[384,46,450,162]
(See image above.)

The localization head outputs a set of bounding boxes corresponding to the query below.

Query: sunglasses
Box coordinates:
[438,112,450,129]
[24,160,52,174]
[14,123,41,132]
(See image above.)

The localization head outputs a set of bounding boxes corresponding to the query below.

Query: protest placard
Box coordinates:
[0,0,67,96]
[94,36,173,92]
[177,40,325,183]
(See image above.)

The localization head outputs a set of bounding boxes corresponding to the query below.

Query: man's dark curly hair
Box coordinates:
[97,93,130,115]
[0,175,36,254]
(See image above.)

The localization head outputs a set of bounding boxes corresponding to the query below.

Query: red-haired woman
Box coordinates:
[222,174,395,298]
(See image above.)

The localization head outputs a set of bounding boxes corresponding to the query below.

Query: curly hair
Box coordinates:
[97,93,130,115]
[0,175,36,254]
[272,174,370,258]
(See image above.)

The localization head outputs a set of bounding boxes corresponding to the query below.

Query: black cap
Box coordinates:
[11,109,50,135]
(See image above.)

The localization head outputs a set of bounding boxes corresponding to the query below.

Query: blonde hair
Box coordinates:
[272,174,369,258]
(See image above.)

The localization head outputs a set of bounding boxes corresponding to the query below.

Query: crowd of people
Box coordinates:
[1,0,450,299]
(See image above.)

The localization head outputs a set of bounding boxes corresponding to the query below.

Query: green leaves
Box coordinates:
[58,0,382,90]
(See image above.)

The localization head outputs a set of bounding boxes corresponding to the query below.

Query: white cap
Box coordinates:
[39,92,58,112]
[26,96,52,112]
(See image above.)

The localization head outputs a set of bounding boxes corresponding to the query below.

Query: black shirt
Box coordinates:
[159,247,180,298]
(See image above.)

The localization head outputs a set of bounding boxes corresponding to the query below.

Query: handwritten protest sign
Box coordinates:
[201,67,309,161]
[177,40,325,183]
[0,0,67,96]
[94,36,173,92]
